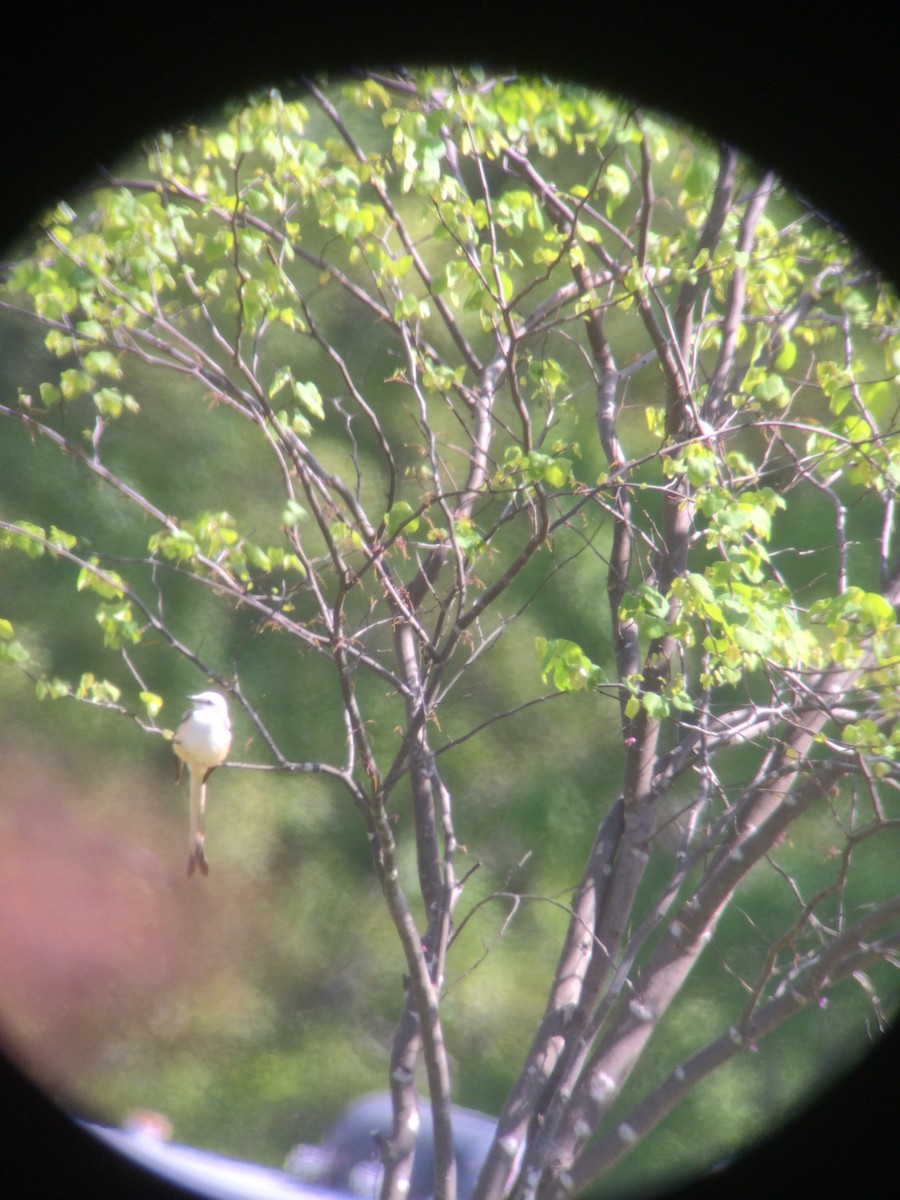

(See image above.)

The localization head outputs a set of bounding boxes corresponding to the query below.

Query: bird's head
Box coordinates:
[189,691,229,713]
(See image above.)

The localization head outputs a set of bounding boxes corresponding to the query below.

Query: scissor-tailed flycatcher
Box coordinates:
[173,691,232,878]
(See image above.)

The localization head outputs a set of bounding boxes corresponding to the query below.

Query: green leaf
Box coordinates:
[751,373,790,408]
[283,554,306,577]
[148,528,199,561]
[244,542,272,571]
[282,499,309,527]
[0,521,47,558]
[48,526,77,551]
[94,387,139,418]
[774,338,797,371]
[602,163,630,212]
[732,625,771,654]
[77,561,125,599]
[682,156,717,199]
[685,572,714,602]
[39,382,62,407]
[384,501,420,538]
[641,692,668,719]
[76,673,121,704]
[860,592,896,631]
[84,349,121,377]
[536,637,603,692]
[95,600,141,648]
[520,451,572,489]
[60,369,92,400]
[140,691,164,718]
[269,364,296,400]
[294,380,324,420]
[453,517,486,557]
[35,676,70,700]
[637,583,669,618]
[1,639,30,666]
[216,132,237,159]
[645,405,666,437]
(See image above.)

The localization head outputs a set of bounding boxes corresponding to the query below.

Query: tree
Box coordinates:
[1,70,898,1200]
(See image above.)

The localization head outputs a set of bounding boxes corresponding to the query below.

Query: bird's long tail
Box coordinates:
[187,767,209,878]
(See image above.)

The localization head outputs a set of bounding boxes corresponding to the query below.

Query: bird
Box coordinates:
[172,691,232,878]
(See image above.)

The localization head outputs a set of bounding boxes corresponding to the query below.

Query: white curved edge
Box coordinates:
[81,1121,353,1200]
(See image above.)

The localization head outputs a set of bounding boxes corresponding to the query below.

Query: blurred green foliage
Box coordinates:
[0,70,897,1199]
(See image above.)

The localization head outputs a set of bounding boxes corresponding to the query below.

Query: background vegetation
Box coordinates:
[0,70,897,1200]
